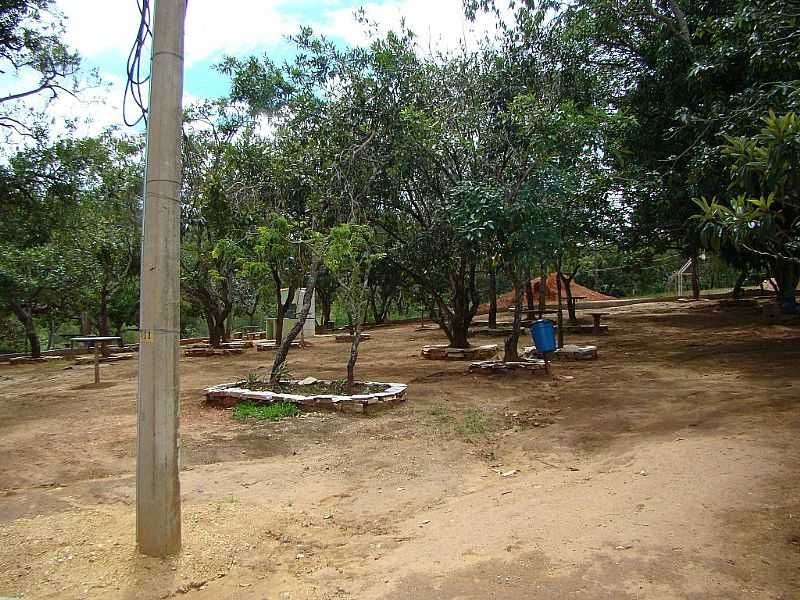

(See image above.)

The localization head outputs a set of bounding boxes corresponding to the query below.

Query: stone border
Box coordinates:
[204,378,407,415]
[468,359,547,374]
[335,333,371,343]
[7,355,64,365]
[220,341,253,349]
[73,354,134,365]
[522,345,598,361]
[184,347,245,357]
[421,344,498,361]
[255,341,301,352]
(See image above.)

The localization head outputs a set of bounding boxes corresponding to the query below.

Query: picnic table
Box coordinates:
[587,312,608,334]
[70,336,122,384]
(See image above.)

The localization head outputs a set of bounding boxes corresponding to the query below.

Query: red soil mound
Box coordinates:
[477,273,614,315]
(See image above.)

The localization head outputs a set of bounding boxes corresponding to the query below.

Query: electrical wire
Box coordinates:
[124,0,152,128]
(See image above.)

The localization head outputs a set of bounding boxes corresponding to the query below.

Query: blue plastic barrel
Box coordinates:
[530,319,556,353]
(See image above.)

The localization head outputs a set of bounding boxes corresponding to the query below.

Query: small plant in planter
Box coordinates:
[233,401,300,421]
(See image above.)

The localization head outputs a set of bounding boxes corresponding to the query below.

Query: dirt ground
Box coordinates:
[1,299,799,600]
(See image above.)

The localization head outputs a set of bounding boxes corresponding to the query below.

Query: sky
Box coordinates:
[37,0,504,137]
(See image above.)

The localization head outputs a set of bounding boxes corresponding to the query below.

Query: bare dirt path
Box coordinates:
[1,300,798,599]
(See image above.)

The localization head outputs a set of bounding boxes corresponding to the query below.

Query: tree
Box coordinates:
[366,254,403,325]
[221,28,392,377]
[1,0,83,140]
[314,268,338,328]
[695,112,800,313]
[181,100,258,347]
[107,278,139,345]
[239,214,306,344]
[0,136,108,355]
[469,0,800,287]
[76,133,143,343]
[0,243,92,357]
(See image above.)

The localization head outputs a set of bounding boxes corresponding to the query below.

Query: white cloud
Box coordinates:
[184,1,297,66]
[57,0,298,67]
[57,0,141,58]
[321,0,507,54]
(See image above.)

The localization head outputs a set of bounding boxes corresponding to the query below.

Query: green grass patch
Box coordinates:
[232,401,301,422]
[456,411,488,435]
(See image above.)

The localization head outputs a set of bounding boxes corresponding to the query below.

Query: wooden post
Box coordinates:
[556,256,564,349]
[136,0,186,557]
[538,260,546,319]
[94,343,100,384]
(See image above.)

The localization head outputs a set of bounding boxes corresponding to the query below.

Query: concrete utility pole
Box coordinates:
[136,0,186,557]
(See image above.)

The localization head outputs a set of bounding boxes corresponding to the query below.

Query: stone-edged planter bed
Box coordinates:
[421,344,498,361]
[522,344,598,361]
[205,377,407,415]
[468,359,548,374]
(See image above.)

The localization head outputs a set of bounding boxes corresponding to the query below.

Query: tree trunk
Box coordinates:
[502,270,524,362]
[436,257,476,349]
[210,322,225,348]
[346,321,363,394]
[732,270,747,300]
[538,261,547,319]
[369,290,379,324]
[9,300,41,358]
[205,316,214,344]
[98,285,112,356]
[26,324,41,358]
[690,254,701,300]
[322,298,332,328]
[448,317,470,349]
[524,268,535,311]
[369,287,391,324]
[80,311,93,335]
[98,287,110,337]
[272,283,295,345]
[275,307,284,345]
[488,264,498,329]
[316,286,332,329]
[271,258,321,383]
[207,316,225,348]
[772,258,799,314]
[560,273,577,324]
[434,298,470,348]
[47,318,55,351]
[556,257,564,349]
[246,292,260,326]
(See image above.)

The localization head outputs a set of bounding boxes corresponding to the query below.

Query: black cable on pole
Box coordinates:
[124,0,152,128]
